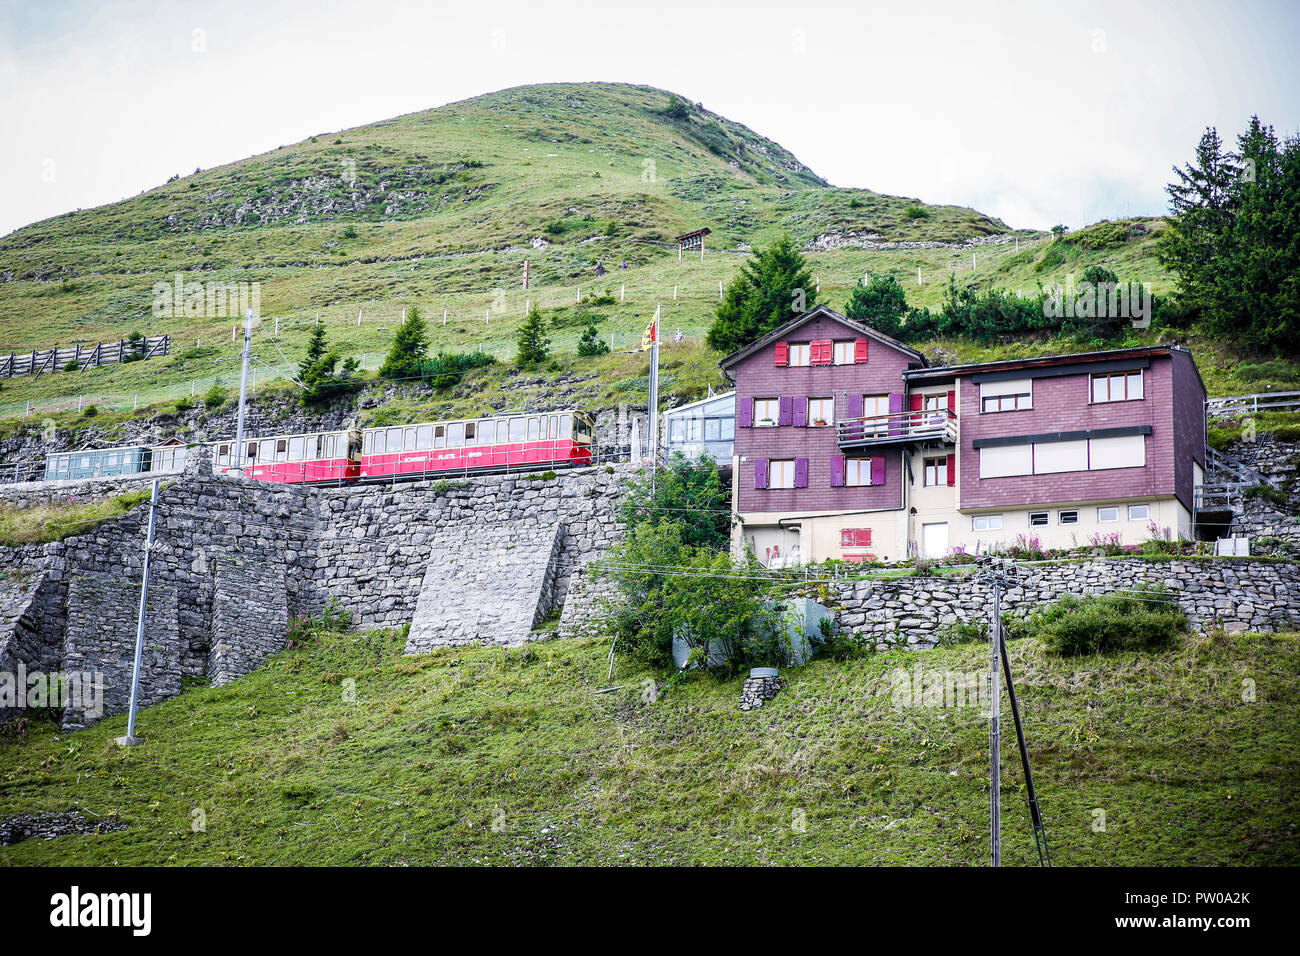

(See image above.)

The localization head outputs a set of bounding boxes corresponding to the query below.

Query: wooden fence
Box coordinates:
[0,334,170,379]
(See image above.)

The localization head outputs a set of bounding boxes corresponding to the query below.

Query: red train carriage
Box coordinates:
[213,410,594,485]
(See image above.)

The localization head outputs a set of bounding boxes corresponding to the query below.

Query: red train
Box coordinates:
[212,409,595,484]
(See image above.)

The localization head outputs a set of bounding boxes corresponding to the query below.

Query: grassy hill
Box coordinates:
[0,81,1291,431]
[1,625,1296,865]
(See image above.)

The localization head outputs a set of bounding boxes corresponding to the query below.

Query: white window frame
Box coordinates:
[1097,506,1120,522]
[923,456,948,487]
[768,459,795,489]
[862,394,890,436]
[845,457,872,487]
[753,398,780,427]
[1128,503,1150,521]
[808,397,834,427]
[1059,510,1079,525]
[1029,512,1049,527]
[1091,369,1144,404]
[972,514,1003,531]
[833,341,856,365]
[787,343,811,367]
[979,378,1033,413]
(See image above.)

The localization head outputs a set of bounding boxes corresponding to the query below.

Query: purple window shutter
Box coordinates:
[848,394,863,419]
[754,458,768,489]
[737,400,753,428]
[793,397,808,427]
[778,395,794,426]
[870,456,885,486]
[888,392,904,435]
[830,455,845,487]
[794,457,809,488]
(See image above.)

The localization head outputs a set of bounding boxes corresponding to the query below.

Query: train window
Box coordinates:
[386,428,402,453]
[404,428,416,452]
[509,418,525,442]
[274,439,287,462]
[448,422,464,447]
[372,431,384,454]
[559,415,572,439]
[497,420,509,443]
[248,441,258,460]
[479,420,494,444]
[548,416,557,439]
[416,425,433,450]
[465,422,477,444]
[325,436,336,458]
[434,425,445,449]
[217,444,230,466]
[288,437,304,460]
[527,417,539,441]
[259,439,274,461]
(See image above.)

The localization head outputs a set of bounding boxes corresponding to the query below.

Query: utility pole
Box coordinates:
[990,574,1002,867]
[232,307,254,477]
[116,478,160,747]
[647,303,660,469]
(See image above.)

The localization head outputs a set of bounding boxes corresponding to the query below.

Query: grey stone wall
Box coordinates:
[209,557,289,686]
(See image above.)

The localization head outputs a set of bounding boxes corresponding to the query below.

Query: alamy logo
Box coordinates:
[1041,272,1152,328]
[151,274,261,318]
[0,665,103,718]
[49,886,151,936]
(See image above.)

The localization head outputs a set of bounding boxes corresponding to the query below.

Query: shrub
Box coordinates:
[1033,592,1188,656]
[81,404,98,417]
[904,204,929,220]
[175,396,195,412]
[419,351,495,390]
[203,385,227,409]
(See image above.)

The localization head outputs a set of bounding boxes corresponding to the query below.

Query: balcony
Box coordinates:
[836,408,957,449]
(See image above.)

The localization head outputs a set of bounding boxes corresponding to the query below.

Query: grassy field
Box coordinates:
[1,626,1296,866]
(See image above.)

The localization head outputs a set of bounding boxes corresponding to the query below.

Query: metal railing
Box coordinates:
[1205,446,1275,488]
[1194,482,1251,513]
[1206,390,1300,417]
[836,407,957,448]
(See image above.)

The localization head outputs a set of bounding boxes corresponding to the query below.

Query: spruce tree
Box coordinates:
[844,274,908,339]
[576,317,610,356]
[516,305,551,365]
[379,306,429,380]
[706,234,817,354]
[298,322,328,383]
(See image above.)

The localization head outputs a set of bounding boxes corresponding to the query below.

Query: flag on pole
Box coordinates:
[640,312,658,351]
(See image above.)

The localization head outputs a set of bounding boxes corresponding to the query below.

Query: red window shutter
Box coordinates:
[859,528,873,546]
[811,339,833,365]
[870,456,885,486]
[854,338,869,363]
[830,455,845,487]
[754,458,768,489]
[778,396,794,426]
[774,342,789,367]
[737,400,753,428]
[794,457,809,488]
[947,453,956,486]
[792,396,808,427]
[946,389,956,413]
[840,528,854,547]
[909,393,924,412]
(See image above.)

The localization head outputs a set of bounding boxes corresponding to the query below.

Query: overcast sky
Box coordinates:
[2,0,1297,238]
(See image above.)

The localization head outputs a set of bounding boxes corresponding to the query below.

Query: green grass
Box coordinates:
[0,485,154,546]
[1,626,1296,865]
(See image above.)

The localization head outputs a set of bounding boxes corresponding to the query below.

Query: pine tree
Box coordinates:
[706,234,817,354]
[576,317,610,356]
[516,305,551,365]
[844,274,908,339]
[297,322,360,404]
[379,306,429,380]
[298,322,328,383]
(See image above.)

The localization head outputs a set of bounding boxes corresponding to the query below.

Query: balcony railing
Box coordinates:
[836,408,957,448]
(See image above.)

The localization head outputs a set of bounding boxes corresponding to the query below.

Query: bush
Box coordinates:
[81,404,98,417]
[1033,592,1189,656]
[419,351,495,390]
[203,385,227,409]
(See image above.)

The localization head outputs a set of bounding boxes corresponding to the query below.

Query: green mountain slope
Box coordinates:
[0,81,1271,430]
[1,627,1295,865]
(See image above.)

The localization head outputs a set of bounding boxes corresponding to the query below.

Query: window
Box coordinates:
[509,418,526,442]
[1059,510,1079,525]
[980,378,1032,413]
[416,425,433,450]
[1098,506,1120,522]
[496,420,509,443]
[465,422,476,444]
[1089,434,1146,470]
[923,456,948,486]
[259,439,275,461]
[275,439,288,461]
[768,459,795,489]
[845,457,872,486]
[833,341,856,365]
[972,514,1003,531]
[386,428,402,453]
[404,428,416,452]
[1128,503,1150,521]
[447,422,464,447]
[1091,370,1144,403]
[980,443,1033,478]
[558,416,572,440]
[753,398,779,426]
[863,394,890,436]
[787,343,810,366]
[1029,512,1049,526]
[324,436,336,459]
[217,444,230,466]
[841,528,872,547]
[1033,439,1088,474]
[808,397,834,427]
[527,417,540,441]
[288,437,304,460]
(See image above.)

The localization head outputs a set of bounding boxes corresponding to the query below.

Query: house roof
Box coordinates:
[904,344,1207,396]
[718,304,926,378]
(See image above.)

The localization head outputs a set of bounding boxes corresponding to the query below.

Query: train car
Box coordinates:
[43,439,188,481]
[213,429,362,483]
[358,410,594,480]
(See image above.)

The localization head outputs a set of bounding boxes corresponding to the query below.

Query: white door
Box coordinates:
[921,522,949,559]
